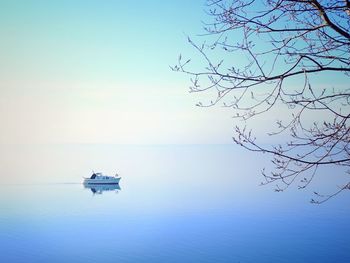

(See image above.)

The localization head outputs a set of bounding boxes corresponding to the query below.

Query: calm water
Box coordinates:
[0,145,349,262]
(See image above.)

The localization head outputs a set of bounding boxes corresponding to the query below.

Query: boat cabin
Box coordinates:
[90,173,110,180]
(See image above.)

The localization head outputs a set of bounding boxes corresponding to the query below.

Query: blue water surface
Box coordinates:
[0,145,349,262]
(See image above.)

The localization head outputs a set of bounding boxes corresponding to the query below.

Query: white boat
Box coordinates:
[83,172,121,185]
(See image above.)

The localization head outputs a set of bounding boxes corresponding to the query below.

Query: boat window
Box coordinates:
[90,174,97,179]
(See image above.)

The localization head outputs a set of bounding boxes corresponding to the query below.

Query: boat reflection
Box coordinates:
[83,183,121,195]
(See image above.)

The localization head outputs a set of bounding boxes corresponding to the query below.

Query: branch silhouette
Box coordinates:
[173,0,350,203]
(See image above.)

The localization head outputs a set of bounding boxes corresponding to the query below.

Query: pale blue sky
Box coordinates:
[1,1,347,145]
[0,0,235,144]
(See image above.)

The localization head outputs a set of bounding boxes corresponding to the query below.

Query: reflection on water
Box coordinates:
[83,183,121,194]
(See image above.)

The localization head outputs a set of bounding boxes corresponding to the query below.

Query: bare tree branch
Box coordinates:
[174,0,350,203]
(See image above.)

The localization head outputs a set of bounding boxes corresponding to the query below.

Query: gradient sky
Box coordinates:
[1,1,347,145]
[0,0,236,144]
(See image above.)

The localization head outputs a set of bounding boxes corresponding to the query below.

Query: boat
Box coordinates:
[83,172,121,185]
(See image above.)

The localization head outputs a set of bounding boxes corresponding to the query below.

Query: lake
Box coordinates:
[0,144,349,262]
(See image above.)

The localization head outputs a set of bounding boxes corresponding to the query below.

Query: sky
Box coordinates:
[1,1,348,145]
[0,0,235,144]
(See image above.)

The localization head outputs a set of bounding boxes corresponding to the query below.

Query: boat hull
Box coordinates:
[83,177,121,184]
